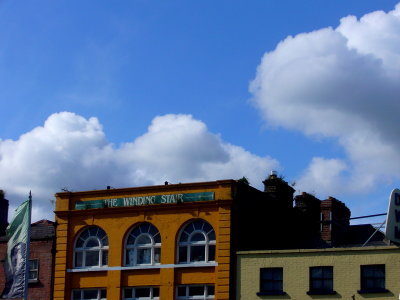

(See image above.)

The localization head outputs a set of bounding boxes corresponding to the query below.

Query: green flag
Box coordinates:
[1,198,31,299]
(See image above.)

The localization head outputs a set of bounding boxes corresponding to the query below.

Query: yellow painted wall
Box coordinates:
[53,180,235,300]
[237,246,400,300]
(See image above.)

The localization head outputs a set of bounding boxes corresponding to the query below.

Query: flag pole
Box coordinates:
[23,192,32,300]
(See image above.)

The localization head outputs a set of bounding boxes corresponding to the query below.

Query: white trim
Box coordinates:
[125,223,161,266]
[123,286,160,300]
[73,227,109,268]
[28,259,39,282]
[67,262,218,272]
[176,284,215,299]
[72,288,106,300]
[177,220,216,264]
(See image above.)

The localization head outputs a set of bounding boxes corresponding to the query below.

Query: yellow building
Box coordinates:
[53,180,238,300]
[237,245,400,300]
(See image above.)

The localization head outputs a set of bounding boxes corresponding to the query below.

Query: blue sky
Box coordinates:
[1,0,399,224]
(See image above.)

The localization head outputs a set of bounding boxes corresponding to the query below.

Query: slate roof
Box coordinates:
[342,224,387,247]
[0,219,55,242]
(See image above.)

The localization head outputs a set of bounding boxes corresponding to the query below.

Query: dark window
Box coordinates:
[257,268,285,296]
[308,266,336,295]
[359,264,388,294]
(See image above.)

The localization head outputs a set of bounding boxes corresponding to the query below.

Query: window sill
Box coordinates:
[125,263,161,267]
[358,288,390,294]
[68,266,109,272]
[28,279,39,284]
[175,262,217,268]
[178,260,216,264]
[67,262,218,272]
[307,290,337,295]
[257,291,287,296]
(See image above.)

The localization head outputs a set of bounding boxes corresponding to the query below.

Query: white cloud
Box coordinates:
[295,157,348,196]
[250,3,400,198]
[0,112,278,221]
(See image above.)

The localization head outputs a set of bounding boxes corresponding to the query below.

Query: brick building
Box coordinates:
[0,192,55,300]
[0,190,8,237]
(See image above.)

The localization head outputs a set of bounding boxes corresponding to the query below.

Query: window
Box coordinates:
[257,268,285,296]
[176,285,214,299]
[74,226,109,268]
[125,223,161,266]
[72,289,106,300]
[308,266,335,295]
[359,264,388,294]
[28,259,39,282]
[123,287,159,299]
[177,220,215,264]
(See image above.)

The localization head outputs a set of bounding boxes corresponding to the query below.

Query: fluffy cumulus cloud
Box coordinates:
[0,112,278,221]
[250,3,400,197]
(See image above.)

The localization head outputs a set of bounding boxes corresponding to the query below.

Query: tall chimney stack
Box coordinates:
[262,171,295,209]
[320,197,350,245]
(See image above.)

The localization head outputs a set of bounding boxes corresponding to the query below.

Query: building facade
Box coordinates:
[53,173,307,300]
[237,245,400,299]
[53,174,399,300]
[0,190,8,237]
[236,191,400,300]
[0,219,55,300]
[53,180,239,300]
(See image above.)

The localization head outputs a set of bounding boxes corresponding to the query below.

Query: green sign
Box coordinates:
[75,192,214,210]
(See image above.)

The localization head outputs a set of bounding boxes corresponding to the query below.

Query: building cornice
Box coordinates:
[237,245,400,255]
[55,180,237,198]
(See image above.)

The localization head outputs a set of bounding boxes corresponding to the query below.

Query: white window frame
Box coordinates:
[28,259,39,282]
[123,286,160,299]
[177,220,216,264]
[74,226,109,269]
[176,285,214,300]
[125,223,161,266]
[72,288,106,300]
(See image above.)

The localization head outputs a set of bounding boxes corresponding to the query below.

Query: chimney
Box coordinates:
[295,192,320,212]
[294,192,321,236]
[0,190,9,236]
[262,171,295,209]
[320,197,350,245]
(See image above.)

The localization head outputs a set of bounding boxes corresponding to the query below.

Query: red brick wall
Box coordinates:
[320,197,351,245]
[0,239,54,300]
[0,241,6,296]
[320,200,333,243]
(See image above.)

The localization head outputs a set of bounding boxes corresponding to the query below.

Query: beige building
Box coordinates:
[237,245,400,299]
[236,189,400,300]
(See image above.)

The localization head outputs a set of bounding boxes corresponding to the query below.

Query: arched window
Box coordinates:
[125,222,161,266]
[177,219,216,264]
[74,226,108,268]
